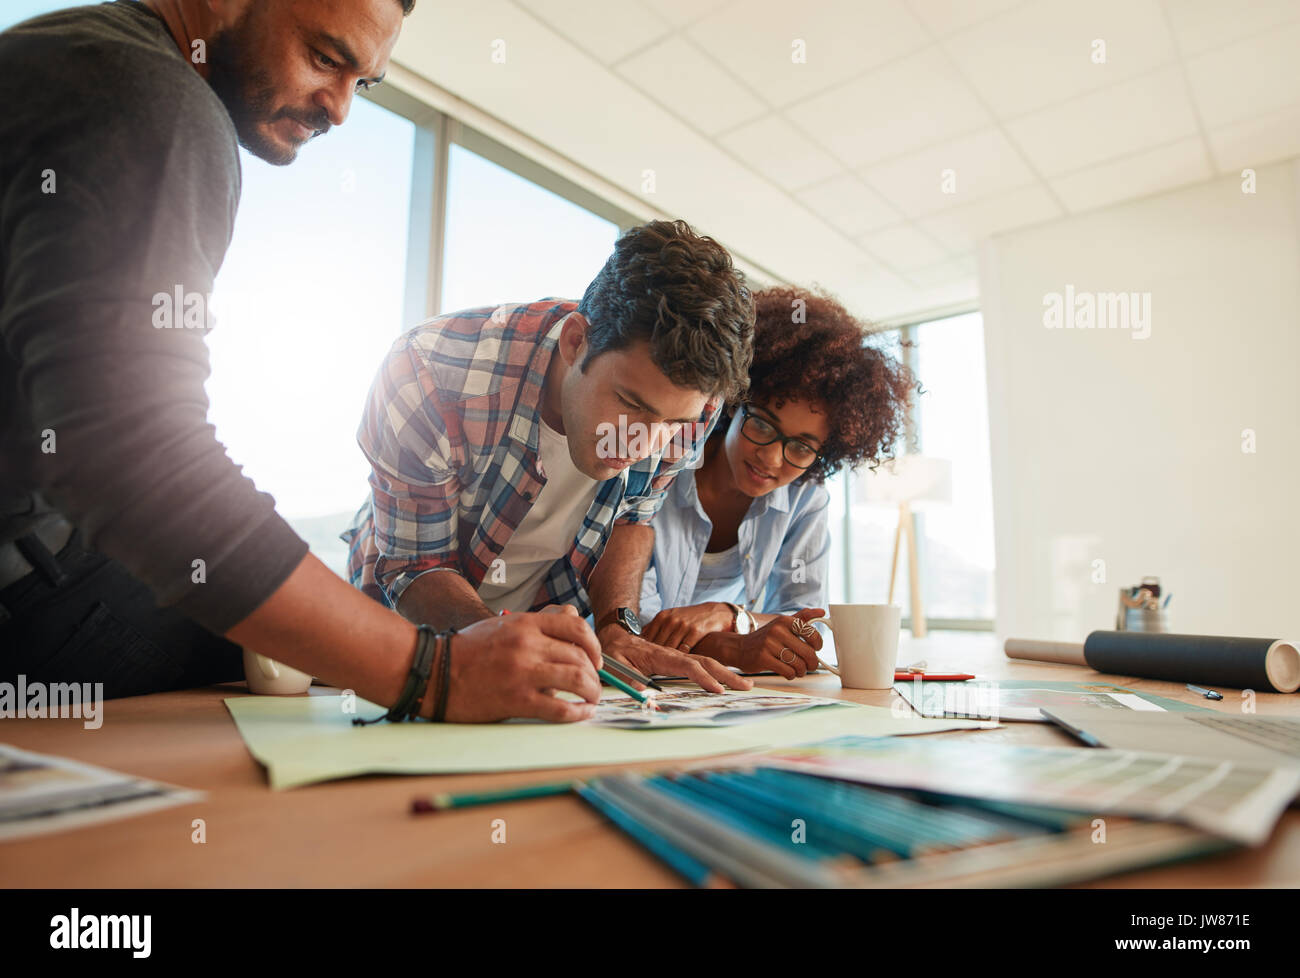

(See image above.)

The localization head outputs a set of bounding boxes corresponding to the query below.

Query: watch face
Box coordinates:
[618,608,642,635]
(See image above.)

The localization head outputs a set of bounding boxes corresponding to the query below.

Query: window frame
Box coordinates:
[363,86,645,327]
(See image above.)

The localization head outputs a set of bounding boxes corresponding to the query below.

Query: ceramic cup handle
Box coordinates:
[800,615,838,676]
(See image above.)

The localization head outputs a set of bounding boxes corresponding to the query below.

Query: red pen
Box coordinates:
[894,672,976,681]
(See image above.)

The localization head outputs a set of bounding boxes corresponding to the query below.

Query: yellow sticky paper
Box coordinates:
[224,693,993,790]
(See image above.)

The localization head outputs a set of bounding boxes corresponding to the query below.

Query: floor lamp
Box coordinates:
[858,455,952,638]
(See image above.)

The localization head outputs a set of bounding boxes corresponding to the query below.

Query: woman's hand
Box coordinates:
[641,601,735,653]
[721,609,826,680]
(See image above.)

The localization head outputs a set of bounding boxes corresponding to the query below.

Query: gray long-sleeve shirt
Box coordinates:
[0,1,307,633]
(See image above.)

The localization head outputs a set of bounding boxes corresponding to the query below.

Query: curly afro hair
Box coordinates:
[740,285,916,484]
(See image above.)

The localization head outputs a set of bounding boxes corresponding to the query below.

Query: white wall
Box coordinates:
[981,159,1300,644]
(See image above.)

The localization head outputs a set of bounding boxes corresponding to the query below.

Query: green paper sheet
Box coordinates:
[224,693,994,790]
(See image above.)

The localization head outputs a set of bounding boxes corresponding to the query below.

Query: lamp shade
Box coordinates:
[857,454,952,508]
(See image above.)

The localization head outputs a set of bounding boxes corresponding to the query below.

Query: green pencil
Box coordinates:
[411,779,575,814]
[599,668,658,708]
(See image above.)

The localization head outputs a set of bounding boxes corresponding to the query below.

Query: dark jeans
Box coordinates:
[0,532,243,700]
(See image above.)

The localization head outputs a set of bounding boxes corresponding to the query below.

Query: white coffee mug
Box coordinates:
[242,649,313,695]
[804,604,902,689]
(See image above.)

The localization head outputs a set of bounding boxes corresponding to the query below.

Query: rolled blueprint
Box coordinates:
[1003,638,1086,665]
[1082,631,1300,694]
[1005,632,1300,693]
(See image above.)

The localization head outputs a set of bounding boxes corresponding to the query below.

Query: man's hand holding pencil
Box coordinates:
[444,606,604,723]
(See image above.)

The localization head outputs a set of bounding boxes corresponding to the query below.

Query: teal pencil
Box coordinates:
[411,779,573,813]
[598,774,844,887]
[599,668,657,707]
[680,772,899,862]
[746,769,954,851]
[577,781,727,888]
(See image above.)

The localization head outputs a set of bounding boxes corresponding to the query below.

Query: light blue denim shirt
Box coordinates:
[639,465,831,620]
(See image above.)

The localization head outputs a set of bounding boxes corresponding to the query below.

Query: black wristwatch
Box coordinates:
[605,606,642,636]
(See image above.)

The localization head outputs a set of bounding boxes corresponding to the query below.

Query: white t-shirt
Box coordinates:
[476,419,601,613]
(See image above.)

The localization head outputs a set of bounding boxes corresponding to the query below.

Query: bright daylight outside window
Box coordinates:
[2,1,78,30]
[206,98,416,574]
[440,143,619,315]
[827,312,995,625]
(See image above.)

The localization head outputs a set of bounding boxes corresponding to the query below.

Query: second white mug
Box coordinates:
[242,649,313,695]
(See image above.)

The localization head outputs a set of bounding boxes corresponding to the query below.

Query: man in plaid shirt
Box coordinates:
[344,221,755,690]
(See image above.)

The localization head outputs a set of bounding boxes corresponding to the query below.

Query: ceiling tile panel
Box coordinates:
[687,0,930,107]
[1048,136,1211,212]
[718,114,844,189]
[617,36,768,135]
[795,173,903,236]
[787,47,993,167]
[942,0,1177,118]
[859,127,1037,217]
[1005,66,1199,176]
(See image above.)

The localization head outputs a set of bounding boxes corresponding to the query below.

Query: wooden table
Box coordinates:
[3,632,1298,887]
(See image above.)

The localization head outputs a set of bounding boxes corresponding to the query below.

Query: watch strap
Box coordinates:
[597,607,639,634]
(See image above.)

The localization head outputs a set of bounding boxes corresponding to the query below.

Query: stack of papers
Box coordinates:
[590,687,846,727]
[754,735,1300,845]
[894,679,1205,722]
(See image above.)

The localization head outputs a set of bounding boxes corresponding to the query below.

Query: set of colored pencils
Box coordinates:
[574,768,1083,888]
[409,768,1220,887]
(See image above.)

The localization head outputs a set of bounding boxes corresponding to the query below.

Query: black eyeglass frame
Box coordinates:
[737,405,820,470]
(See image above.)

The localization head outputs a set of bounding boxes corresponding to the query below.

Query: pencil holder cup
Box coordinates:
[1122,607,1170,633]
[1116,585,1170,633]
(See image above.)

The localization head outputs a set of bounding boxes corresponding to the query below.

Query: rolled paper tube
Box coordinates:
[1082,631,1300,694]
[1003,638,1086,665]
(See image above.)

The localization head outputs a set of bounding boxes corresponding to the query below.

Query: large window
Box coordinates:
[204,106,627,574]
[912,313,996,622]
[440,143,619,314]
[206,97,417,572]
[829,313,995,627]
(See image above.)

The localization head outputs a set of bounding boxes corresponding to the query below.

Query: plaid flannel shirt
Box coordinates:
[342,299,719,616]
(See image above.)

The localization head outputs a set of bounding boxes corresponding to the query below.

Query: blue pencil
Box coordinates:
[597,774,845,887]
[671,772,889,862]
[576,781,725,887]
[746,769,996,852]
[644,775,856,864]
[703,770,932,857]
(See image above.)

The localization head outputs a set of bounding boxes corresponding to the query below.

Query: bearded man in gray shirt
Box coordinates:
[0,1,605,723]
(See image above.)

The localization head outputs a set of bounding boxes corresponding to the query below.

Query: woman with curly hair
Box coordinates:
[637,285,915,679]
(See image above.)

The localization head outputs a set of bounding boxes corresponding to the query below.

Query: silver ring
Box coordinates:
[779,647,796,664]
[678,643,692,653]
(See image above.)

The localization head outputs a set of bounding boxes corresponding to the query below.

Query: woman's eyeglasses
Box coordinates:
[739,406,819,469]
